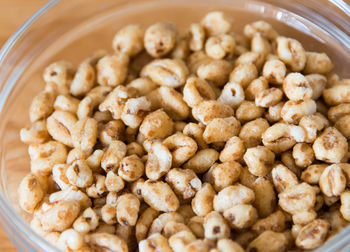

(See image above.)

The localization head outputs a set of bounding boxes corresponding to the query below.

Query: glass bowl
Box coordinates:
[0,0,349,251]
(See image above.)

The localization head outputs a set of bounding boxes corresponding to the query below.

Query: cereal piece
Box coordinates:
[142,180,179,212]
[281,99,317,124]
[276,36,306,71]
[46,110,77,147]
[52,164,70,190]
[262,123,305,153]
[192,100,234,125]
[217,239,244,252]
[197,59,232,87]
[295,219,330,249]
[211,161,241,191]
[141,59,188,88]
[79,86,112,119]
[117,193,140,226]
[72,118,98,155]
[188,216,205,238]
[73,207,99,234]
[224,204,258,229]
[18,173,46,213]
[183,77,216,108]
[312,127,348,163]
[140,109,174,139]
[244,21,278,40]
[255,88,283,108]
[57,228,84,251]
[166,168,201,199]
[145,142,172,180]
[139,233,172,252]
[213,184,255,213]
[244,146,275,176]
[43,60,74,87]
[98,85,137,120]
[99,120,125,146]
[49,186,91,210]
[29,140,67,175]
[306,74,327,100]
[88,233,128,252]
[171,37,190,59]
[278,183,316,214]
[163,133,198,167]
[188,23,205,51]
[229,63,258,88]
[203,117,240,143]
[118,154,144,182]
[144,22,177,57]
[283,73,313,101]
[183,123,208,149]
[262,59,286,84]
[251,33,271,56]
[247,231,288,252]
[121,96,151,128]
[40,200,81,232]
[236,101,264,122]
[304,52,333,75]
[299,113,329,143]
[163,221,192,238]
[169,230,197,252]
[204,211,230,239]
[101,140,127,172]
[328,103,350,123]
[70,61,96,97]
[183,148,219,174]
[159,86,190,120]
[20,120,49,145]
[245,76,268,101]
[335,114,350,138]
[301,164,327,185]
[86,174,106,198]
[113,24,144,56]
[252,211,286,234]
[66,160,93,188]
[234,51,264,70]
[219,136,245,162]
[136,207,160,242]
[217,82,245,108]
[205,34,235,59]
[239,118,269,148]
[54,94,80,114]
[292,143,315,168]
[252,177,276,218]
[201,11,232,36]
[319,164,346,197]
[271,164,299,193]
[149,212,184,236]
[127,77,157,96]
[323,84,350,105]
[97,54,129,87]
[265,102,283,123]
[192,183,216,217]
[86,149,104,172]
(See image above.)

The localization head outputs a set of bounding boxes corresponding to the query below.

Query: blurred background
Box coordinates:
[0,2,46,251]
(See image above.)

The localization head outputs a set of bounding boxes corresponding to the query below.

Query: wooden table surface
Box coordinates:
[0,2,47,251]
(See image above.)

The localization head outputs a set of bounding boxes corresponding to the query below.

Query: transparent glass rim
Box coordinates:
[0,0,349,251]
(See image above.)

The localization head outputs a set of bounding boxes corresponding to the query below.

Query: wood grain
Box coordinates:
[0,2,47,251]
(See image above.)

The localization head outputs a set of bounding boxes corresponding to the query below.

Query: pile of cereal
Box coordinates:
[18,11,350,252]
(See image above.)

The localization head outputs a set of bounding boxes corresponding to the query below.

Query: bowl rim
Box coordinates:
[0,1,61,250]
[0,0,349,251]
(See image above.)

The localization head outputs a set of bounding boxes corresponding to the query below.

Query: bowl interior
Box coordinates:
[0,0,349,249]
